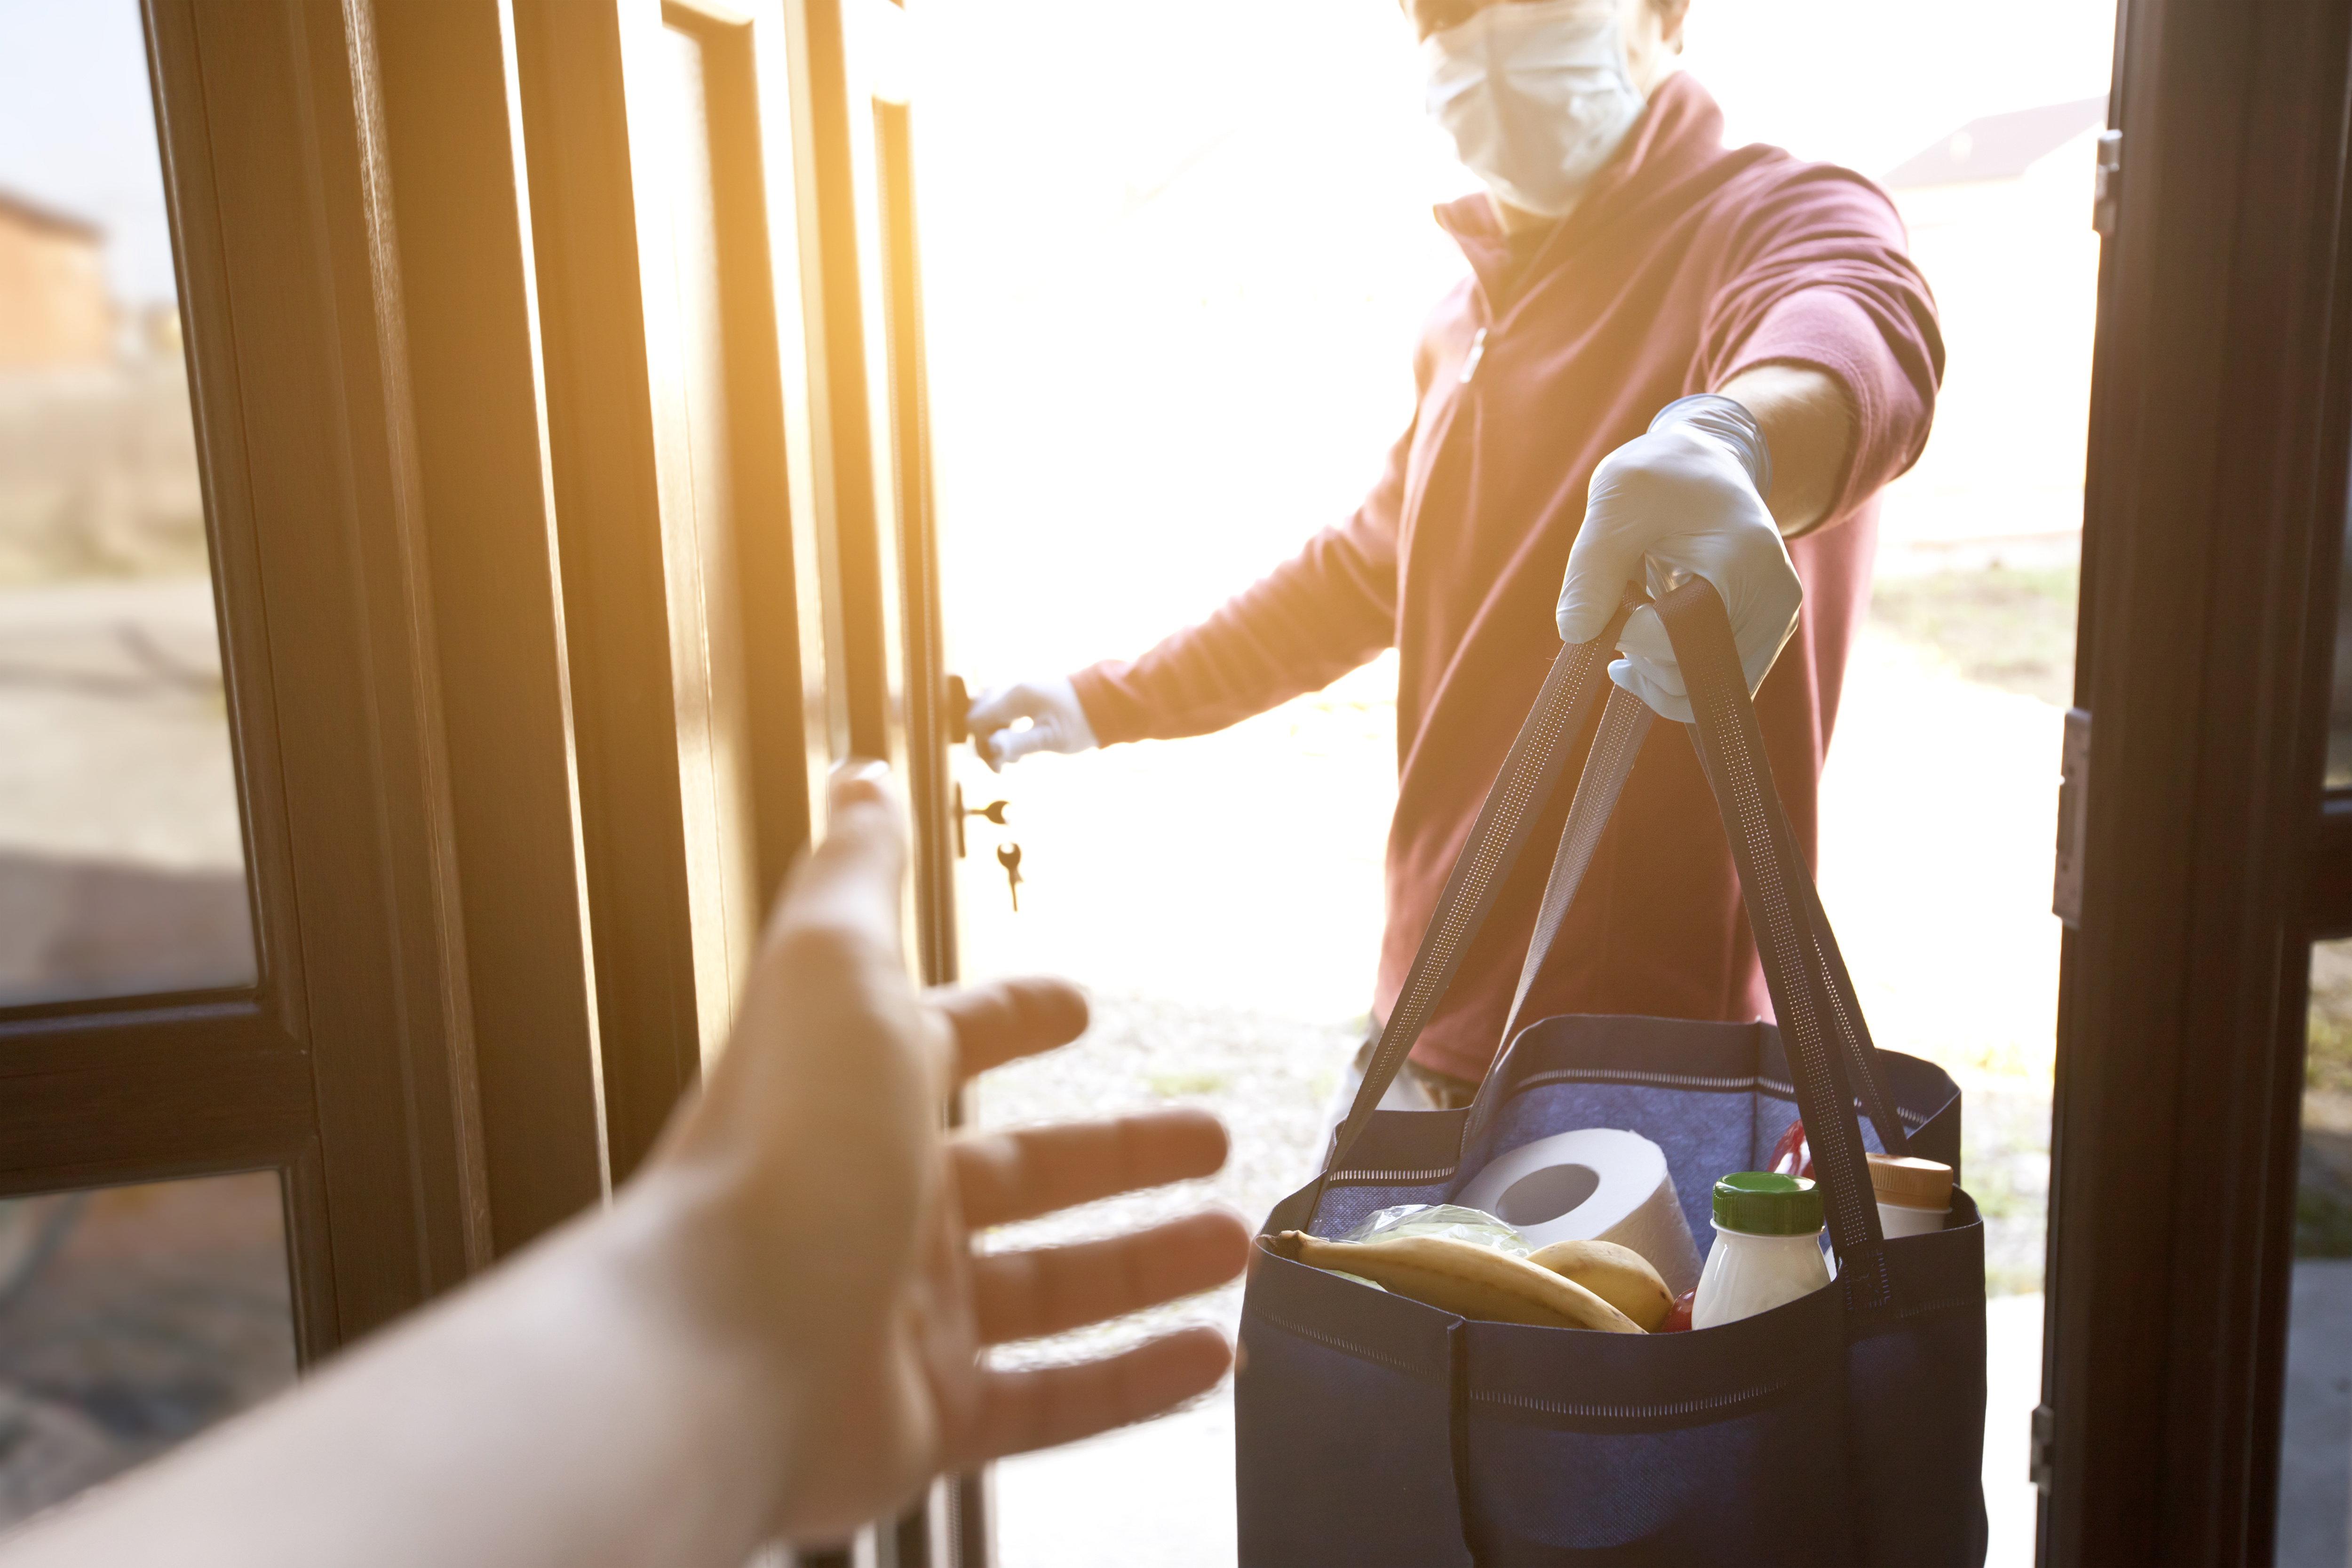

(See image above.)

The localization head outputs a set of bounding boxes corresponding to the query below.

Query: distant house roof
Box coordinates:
[0,188,103,243]
[1880,96,2108,190]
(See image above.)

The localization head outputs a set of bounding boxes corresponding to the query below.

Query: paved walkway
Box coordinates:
[2280,1261,2352,1567]
[0,575,249,1005]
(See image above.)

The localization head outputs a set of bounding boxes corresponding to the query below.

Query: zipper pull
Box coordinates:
[1458,326,1488,385]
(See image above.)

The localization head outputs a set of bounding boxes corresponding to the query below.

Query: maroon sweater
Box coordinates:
[1071,75,1943,1083]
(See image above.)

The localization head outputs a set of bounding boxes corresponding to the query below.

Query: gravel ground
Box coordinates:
[975,991,1352,1372]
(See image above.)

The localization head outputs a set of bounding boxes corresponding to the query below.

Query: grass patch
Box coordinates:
[1869,564,2080,707]
[2311,1012,2352,1098]
[2298,1186,2352,1258]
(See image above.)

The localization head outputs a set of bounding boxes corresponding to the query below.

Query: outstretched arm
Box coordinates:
[1,765,1250,1567]
[1716,363,1854,539]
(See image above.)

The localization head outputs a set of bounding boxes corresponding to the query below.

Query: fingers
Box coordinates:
[966,685,1037,772]
[932,978,1089,1079]
[959,1327,1233,1463]
[972,1210,1251,1345]
[964,683,1033,732]
[1557,557,1638,645]
[954,1108,1229,1228]
[985,724,1055,768]
[1557,460,1651,644]
[1609,658,1693,725]
[1557,526,1652,644]
[1613,605,1678,676]
[963,678,1098,770]
[1621,571,1798,703]
[760,761,905,955]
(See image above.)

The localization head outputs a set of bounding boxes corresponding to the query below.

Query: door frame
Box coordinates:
[2044,0,2352,1558]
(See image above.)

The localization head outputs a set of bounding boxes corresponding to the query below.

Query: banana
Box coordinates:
[1273,1231,1643,1333]
[1524,1239,1675,1331]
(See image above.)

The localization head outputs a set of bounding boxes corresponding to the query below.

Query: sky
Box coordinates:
[0,0,180,308]
[0,0,2121,332]
[1684,0,2116,176]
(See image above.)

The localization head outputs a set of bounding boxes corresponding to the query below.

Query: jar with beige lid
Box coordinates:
[1867,1154,1954,1239]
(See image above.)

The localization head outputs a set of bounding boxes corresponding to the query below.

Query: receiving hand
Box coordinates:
[1553,394,1803,722]
[966,676,1100,771]
[644,764,1248,1544]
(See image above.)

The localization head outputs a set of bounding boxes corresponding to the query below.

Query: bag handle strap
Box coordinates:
[1497,684,1653,1049]
[1465,678,1910,1165]
[1683,708,1911,1159]
[1656,579,1894,1310]
[1317,587,1641,1179]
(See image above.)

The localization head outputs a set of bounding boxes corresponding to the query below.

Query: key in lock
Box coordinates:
[996,842,1024,913]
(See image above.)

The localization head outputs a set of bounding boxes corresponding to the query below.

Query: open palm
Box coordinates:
[651,767,1250,1544]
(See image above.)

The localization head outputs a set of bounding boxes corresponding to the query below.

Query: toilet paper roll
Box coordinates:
[1459,1128,1703,1297]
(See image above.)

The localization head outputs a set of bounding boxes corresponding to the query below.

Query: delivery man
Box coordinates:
[969,0,1943,1111]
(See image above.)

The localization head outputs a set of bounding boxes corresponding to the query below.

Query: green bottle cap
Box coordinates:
[1712,1172,1824,1236]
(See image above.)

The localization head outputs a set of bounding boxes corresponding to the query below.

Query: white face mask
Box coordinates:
[1422,0,1647,220]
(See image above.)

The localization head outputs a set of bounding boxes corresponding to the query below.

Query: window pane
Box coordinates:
[0,1,254,1005]
[2282,939,2352,1562]
[0,1171,296,1527]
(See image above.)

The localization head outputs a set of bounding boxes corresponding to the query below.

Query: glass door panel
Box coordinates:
[2283,939,2352,1564]
[0,0,252,1007]
[0,1171,295,1527]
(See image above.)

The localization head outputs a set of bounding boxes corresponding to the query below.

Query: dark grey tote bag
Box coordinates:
[1234,581,1986,1566]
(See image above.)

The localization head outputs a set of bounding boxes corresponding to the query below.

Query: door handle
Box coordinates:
[945,673,970,744]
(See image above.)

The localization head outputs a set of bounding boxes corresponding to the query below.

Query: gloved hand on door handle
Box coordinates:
[1553,394,1803,724]
[967,676,1100,772]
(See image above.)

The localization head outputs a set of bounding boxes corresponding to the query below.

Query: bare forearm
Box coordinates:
[1716,365,1854,537]
[0,1173,791,1568]
[0,772,1245,1565]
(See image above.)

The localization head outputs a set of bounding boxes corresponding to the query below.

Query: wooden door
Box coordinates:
[2,0,968,1557]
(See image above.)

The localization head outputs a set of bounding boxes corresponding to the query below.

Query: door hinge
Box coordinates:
[2092,130,2123,237]
[2030,1401,2058,1493]
[2054,707,2090,928]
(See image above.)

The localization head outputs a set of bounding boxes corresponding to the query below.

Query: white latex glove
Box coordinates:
[967,675,1100,772]
[1553,394,1802,724]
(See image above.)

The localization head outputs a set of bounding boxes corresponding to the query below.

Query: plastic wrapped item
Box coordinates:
[1336,1203,1530,1257]
[1768,1116,1814,1180]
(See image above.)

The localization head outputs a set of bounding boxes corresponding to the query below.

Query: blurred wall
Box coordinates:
[0,195,111,371]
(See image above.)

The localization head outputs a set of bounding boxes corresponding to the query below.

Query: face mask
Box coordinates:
[1422,0,1647,219]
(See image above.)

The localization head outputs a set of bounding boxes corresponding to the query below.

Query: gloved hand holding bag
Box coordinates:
[1554,393,1802,722]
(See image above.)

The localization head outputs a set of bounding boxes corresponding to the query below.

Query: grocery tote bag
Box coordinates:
[1235,581,1986,1566]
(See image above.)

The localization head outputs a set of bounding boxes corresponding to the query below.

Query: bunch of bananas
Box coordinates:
[1272,1231,1673,1332]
